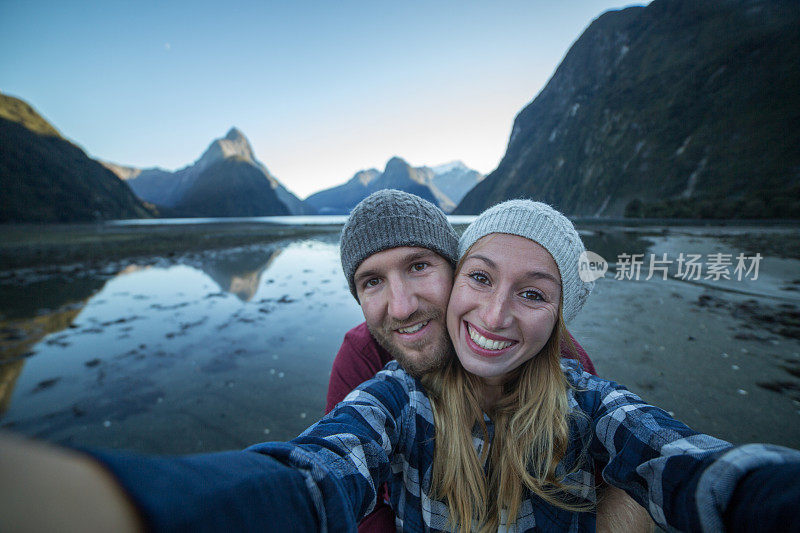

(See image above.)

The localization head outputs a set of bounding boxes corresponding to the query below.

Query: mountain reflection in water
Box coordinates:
[0,237,365,453]
[189,246,282,302]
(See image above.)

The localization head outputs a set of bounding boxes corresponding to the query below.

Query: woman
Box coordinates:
[421,200,599,531]
[2,200,799,532]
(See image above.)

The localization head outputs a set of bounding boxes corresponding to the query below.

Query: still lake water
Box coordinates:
[1,218,798,453]
[0,232,368,453]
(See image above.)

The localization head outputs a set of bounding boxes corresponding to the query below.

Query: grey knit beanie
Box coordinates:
[341,189,459,301]
[458,199,593,323]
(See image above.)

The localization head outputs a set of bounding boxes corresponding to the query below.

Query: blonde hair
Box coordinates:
[421,267,591,532]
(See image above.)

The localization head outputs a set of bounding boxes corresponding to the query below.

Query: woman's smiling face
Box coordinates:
[446,233,562,386]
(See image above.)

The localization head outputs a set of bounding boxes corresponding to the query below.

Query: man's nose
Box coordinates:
[387,278,418,320]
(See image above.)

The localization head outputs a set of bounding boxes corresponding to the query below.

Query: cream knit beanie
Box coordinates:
[458,200,592,323]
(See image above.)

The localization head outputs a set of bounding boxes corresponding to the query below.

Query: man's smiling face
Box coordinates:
[354,246,454,377]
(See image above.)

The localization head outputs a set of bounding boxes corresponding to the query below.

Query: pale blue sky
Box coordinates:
[1,1,646,198]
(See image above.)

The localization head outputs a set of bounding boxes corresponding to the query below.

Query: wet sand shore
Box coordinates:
[571,228,800,448]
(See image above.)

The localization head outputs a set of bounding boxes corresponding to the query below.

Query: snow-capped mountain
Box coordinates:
[305,158,484,214]
[424,161,485,205]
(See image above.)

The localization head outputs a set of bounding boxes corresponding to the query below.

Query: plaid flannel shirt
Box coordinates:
[249,360,800,532]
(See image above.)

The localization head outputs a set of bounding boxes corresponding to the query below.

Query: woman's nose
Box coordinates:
[481,291,511,330]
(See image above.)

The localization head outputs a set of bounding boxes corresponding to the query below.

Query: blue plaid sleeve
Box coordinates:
[247,363,414,532]
[87,448,320,532]
[566,364,800,531]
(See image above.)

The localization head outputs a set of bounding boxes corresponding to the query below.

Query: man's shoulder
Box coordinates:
[342,322,394,366]
[342,322,374,349]
[326,322,395,413]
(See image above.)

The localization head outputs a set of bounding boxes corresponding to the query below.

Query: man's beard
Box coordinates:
[368,309,453,378]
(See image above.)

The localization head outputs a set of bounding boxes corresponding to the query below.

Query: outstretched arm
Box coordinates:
[1,367,412,531]
[584,374,800,532]
[0,432,143,532]
[0,431,324,532]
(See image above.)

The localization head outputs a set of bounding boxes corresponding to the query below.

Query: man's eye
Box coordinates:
[520,290,544,301]
[364,278,381,288]
[410,263,427,272]
[468,272,489,285]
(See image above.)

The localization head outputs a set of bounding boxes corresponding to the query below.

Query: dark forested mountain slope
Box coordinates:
[174,157,290,217]
[456,0,800,218]
[0,93,153,223]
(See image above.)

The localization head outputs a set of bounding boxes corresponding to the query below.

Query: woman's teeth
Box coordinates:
[468,325,512,351]
[398,321,427,334]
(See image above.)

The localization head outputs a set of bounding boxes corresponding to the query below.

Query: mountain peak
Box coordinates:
[353,168,380,186]
[385,156,410,171]
[225,127,246,141]
[197,128,255,169]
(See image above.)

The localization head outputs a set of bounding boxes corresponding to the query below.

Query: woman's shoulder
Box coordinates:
[560,358,636,414]
[561,357,604,389]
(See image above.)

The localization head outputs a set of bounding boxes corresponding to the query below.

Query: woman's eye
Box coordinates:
[520,290,544,301]
[410,263,427,272]
[468,272,489,285]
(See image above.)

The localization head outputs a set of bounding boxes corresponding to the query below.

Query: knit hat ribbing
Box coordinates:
[340,189,459,301]
[458,200,593,323]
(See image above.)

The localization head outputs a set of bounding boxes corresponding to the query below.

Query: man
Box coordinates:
[326,189,649,532]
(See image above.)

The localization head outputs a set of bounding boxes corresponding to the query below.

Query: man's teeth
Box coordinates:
[468,325,512,351]
[398,321,428,334]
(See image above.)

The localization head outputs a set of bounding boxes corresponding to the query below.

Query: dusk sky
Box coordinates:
[1,1,646,198]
